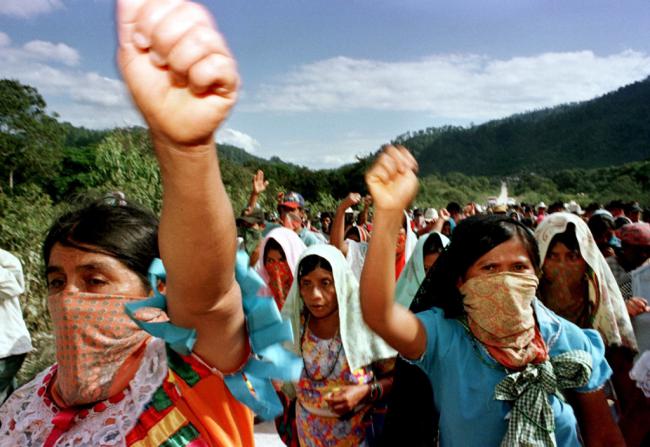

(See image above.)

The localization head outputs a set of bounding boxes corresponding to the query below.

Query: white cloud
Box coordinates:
[259,134,386,169]
[0,0,63,18]
[248,50,650,121]
[216,128,261,153]
[0,34,137,129]
[23,40,80,66]
[0,33,11,47]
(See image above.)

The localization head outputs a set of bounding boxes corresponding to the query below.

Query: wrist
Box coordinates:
[152,133,216,156]
[372,209,404,231]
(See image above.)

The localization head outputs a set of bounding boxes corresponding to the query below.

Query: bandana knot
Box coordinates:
[494,349,592,447]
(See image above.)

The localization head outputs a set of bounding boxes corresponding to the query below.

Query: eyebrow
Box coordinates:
[46,262,114,275]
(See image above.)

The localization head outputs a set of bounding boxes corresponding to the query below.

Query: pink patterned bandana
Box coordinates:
[47,292,151,407]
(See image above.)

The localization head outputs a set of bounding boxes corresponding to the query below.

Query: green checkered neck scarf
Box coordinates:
[494,350,592,447]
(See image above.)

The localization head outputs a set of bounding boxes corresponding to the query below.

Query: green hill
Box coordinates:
[395,77,650,176]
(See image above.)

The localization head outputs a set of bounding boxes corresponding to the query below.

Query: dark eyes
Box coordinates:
[480,263,530,273]
[46,276,109,291]
[89,277,108,286]
[47,278,64,290]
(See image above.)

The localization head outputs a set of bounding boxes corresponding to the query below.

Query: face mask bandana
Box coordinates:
[461,272,548,369]
[266,261,294,310]
[47,291,151,407]
[281,212,302,232]
[540,263,592,327]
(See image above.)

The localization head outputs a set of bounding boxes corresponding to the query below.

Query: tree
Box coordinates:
[0,79,64,191]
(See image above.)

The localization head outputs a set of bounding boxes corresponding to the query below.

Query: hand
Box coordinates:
[365,145,419,212]
[117,0,239,147]
[325,384,370,416]
[342,192,362,209]
[626,297,650,317]
[438,208,451,221]
[252,170,269,195]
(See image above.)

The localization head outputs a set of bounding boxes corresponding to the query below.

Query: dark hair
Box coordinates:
[546,223,580,256]
[548,201,565,214]
[446,202,462,215]
[588,214,614,237]
[264,238,286,262]
[298,255,333,280]
[43,200,159,290]
[614,216,633,230]
[410,215,540,318]
[585,202,602,214]
[344,226,361,241]
[422,233,446,256]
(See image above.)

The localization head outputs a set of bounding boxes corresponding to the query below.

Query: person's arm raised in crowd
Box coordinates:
[358,195,372,227]
[242,170,268,216]
[416,208,449,237]
[330,192,361,256]
[359,146,427,360]
[117,0,247,372]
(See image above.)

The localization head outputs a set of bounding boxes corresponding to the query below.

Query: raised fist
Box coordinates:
[117,0,239,147]
[365,145,419,212]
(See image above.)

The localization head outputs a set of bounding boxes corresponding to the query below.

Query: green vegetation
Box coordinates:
[395,76,650,177]
[1,78,648,382]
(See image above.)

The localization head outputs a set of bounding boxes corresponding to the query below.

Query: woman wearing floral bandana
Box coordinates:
[360,146,625,446]
[535,212,637,351]
[0,1,300,446]
[536,213,648,445]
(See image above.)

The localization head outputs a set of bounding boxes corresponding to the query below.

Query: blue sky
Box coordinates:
[1,0,650,168]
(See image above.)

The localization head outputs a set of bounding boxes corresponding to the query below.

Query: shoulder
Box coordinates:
[415,307,464,351]
[0,249,21,268]
[534,300,612,391]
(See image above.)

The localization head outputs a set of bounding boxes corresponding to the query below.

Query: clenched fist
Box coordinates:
[365,145,419,212]
[117,0,239,147]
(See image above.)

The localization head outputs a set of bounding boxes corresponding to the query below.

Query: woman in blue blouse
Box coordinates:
[359,146,625,446]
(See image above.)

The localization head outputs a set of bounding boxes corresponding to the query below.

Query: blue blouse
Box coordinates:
[410,299,612,447]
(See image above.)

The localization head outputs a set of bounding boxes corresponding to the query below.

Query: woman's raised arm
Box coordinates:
[360,146,427,360]
[117,0,246,372]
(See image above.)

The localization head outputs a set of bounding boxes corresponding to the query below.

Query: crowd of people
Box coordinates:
[1,1,649,446]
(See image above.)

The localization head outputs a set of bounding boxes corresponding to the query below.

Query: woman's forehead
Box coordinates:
[48,243,114,265]
[475,238,531,263]
[300,266,332,279]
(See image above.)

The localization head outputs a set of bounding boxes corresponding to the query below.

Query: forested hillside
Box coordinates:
[395,77,650,176]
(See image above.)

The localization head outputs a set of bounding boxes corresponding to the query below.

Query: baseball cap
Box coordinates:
[279,192,305,209]
[236,208,265,226]
[619,222,650,246]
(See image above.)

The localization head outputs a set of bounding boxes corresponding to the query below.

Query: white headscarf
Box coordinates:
[395,232,450,308]
[282,244,396,372]
[535,212,637,351]
[254,226,307,296]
